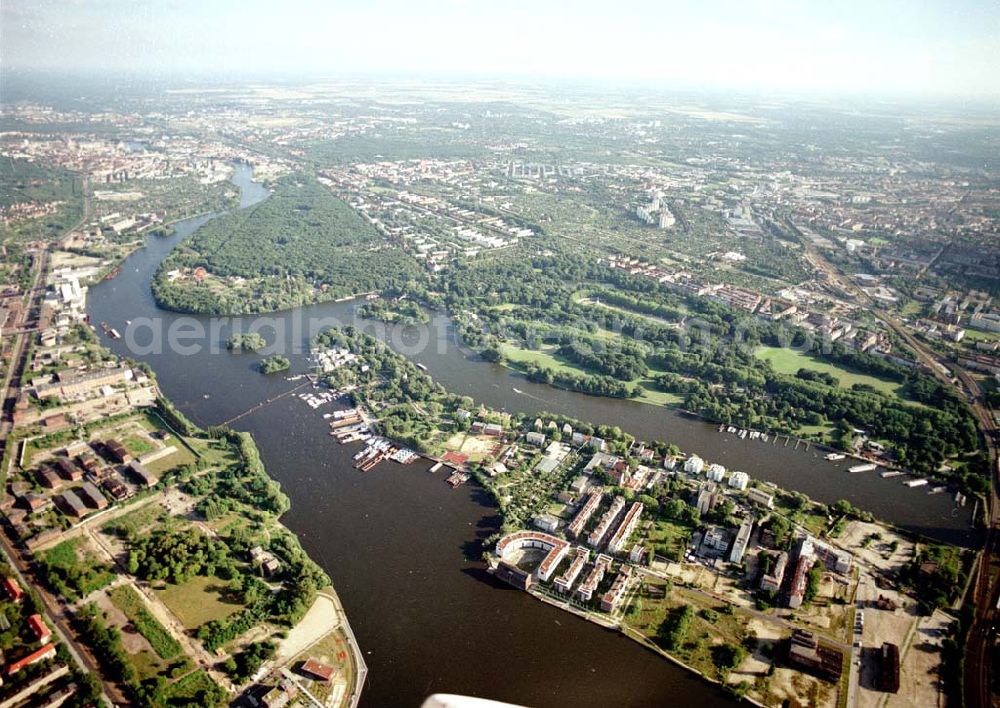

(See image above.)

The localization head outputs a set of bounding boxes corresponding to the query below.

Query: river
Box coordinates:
[85,163,975,707]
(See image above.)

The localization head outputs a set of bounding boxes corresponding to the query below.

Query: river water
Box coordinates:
[85,163,975,707]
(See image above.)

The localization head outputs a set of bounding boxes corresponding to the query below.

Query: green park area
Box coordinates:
[155,575,246,630]
[499,341,682,407]
[755,346,905,398]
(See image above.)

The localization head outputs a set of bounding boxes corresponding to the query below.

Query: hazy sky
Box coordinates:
[3,0,999,97]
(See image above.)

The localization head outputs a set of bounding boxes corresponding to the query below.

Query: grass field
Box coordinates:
[624,581,750,681]
[102,501,166,539]
[500,342,583,376]
[500,342,682,407]
[755,346,905,398]
[155,575,245,630]
[440,432,499,463]
[123,434,156,457]
[144,446,197,475]
[109,585,182,660]
[962,328,1000,344]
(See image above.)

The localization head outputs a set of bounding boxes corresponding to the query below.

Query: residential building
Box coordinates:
[2,577,24,602]
[747,487,774,509]
[683,455,705,475]
[606,502,643,555]
[706,463,726,482]
[568,490,602,539]
[577,554,612,602]
[587,496,625,548]
[729,517,754,564]
[495,531,569,582]
[728,470,749,490]
[5,644,56,676]
[554,547,589,594]
[760,551,788,593]
[27,614,50,644]
[600,566,633,613]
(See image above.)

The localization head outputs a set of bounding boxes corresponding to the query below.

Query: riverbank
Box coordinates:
[523,580,761,704]
[67,165,367,705]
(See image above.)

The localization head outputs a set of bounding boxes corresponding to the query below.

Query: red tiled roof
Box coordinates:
[6,643,55,675]
[2,577,23,601]
[28,614,50,642]
[301,658,335,682]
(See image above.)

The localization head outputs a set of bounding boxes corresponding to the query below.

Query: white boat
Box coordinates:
[904,478,928,488]
[848,463,877,473]
[416,363,429,371]
[825,453,846,461]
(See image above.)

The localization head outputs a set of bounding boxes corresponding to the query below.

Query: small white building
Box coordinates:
[684,455,705,475]
[728,470,749,491]
[706,463,727,482]
[525,431,546,446]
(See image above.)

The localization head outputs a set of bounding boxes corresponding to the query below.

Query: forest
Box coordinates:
[152,174,424,314]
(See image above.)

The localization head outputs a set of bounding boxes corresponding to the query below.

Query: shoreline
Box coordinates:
[520,577,766,707]
[74,172,368,705]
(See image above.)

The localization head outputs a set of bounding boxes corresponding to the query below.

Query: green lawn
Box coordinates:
[755,346,906,398]
[123,435,156,457]
[961,328,1000,344]
[102,502,166,539]
[500,342,583,376]
[899,299,925,318]
[500,342,682,407]
[155,575,245,630]
[635,382,684,407]
[144,446,197,475]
